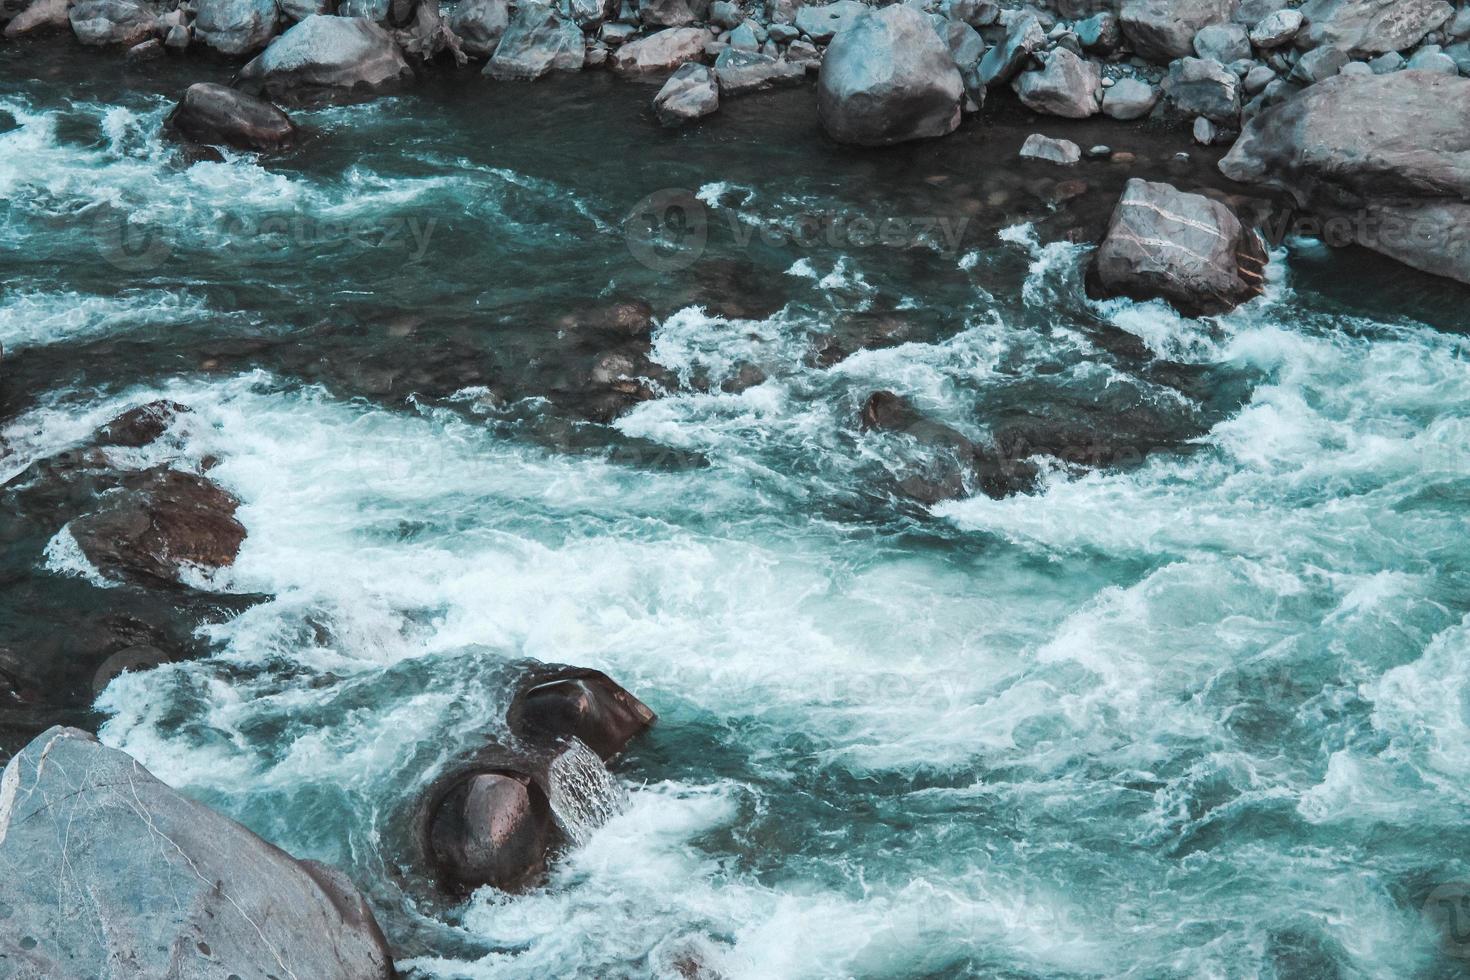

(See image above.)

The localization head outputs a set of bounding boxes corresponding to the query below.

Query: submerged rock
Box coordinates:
[427,769,555,892]
[860,391,1037,503]
[654,62,719,126]
[817,5,963,146]
[0,726,395,979]
[166,82,298,152]
[235,14,413,105]
[485,1,584,80]
[1089,178,1267,316]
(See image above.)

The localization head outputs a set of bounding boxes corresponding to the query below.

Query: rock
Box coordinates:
[166,82,297,152]
[426,769,554,892]
[507,666,657,760]
[708,0,740,28]
[566,0,615,27]
[1193,114,1218,142]
[714,48,804,94]
[485,2,583,79]
[1247,7,1301,47]
[1019,132,1081,164]
[612,26,709,73]
[193,0,278,54]
[638,0,703,27]
[1219,70,1470,285]
[1075,10,1121,53]
[1407,47,1459,73]
[787,37,820,66]
[1193,22,1250,62]
[1101,75,1158,118]
[447,0,509,57]
[236,15,413,105]
[0,727,395,979]
[124,34,163,58]
[337,0,387,20]
[1298,0,1453,56]
[794,0,864,42]
[977,10,1043,86]
[164,21,189,45]
[277,0,331,21]
[1120,0,1237,61]
[600,20,634,43]
[1445,41,1470,73]
[1337,59,1373,76]
[818,5,963,146]
[1367,50,1404,72]
[1012,47,1100,117]
[859,391,1037,502]
[1452,5,1470,39]
[1090,178,1267,315]
[1289,44,1349,84]
[3,0,68,38]
[946,18,985,102]
[1163,56,1241,123]
[654,61,719,125]
[1243,63,1275,93]
[392,0,466,62]
[69,0,156,45]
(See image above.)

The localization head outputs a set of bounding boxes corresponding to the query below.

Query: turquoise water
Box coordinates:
[3,40,1470,979]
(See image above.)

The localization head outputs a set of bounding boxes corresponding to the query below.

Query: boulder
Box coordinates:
[447,0,509,57]
[277,0,332,22]
[1089,178,1267,315]
[166,82,298,152]
[1219,70,1470,285]
[566,0,615,27]
[0,727,395,979]
[638,0,704,27]
[1101,75,1158,118]
[1162,56,1241,122]
[427,769,554,892]
[193,0,278,55]
[1289,45,1349,84]
[1012,47,1100,117]
[708,0,740,28]
[507,666,657,760]
[1297,0,1453,56]
[817,4,963,146]
[392,0,466,62]
[1193,22,1250,62]
[977,10,1043,85]
[236,15,413,105]
[1019,132,1081,165]
[1076,11,1121,53]
[1406,47,1459,74]
[1120,0,1237,61]
[3,0,69,37]
[945,18,986,102]
[793,0,864,42]
[485,1,583,79]
[654,62,719,125]
[713,48,804,95]
[1248,7,1301,47]
[69,0,156,45]
[611,26,709,73]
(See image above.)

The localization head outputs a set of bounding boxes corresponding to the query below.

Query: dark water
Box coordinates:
[4,36,1470,979]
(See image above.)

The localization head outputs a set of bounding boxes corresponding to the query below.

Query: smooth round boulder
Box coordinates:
[817,4,963,147]
[193,0,279,55]
[235,14,413,105]
[167,83,298,152]
[508,668,657,760]
[427,771,554,892]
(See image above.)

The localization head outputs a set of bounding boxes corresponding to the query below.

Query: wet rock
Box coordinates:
[427,769,554,892]
[817,4,963,146]
[1089,178,1267,316]
[714,48,804,95]
[793,0,864,43]
[1019,133,1080,165]
[1219,70,1470,286]
[447,0,508,57]
[978,10,1043,86]
[0,726,395,978]
[1101,76,1157,119]
[1012,47,1100,118]
[68,0,155,45]
[1298,0,1453,56]
[94,400,193,447]
[1163,56,1241,123]
[485,2,583,79]
[3,0,68,37]
[1247,7,1301,47]
[1120,0,1237,62]
[194,0,278,54]
[860,391,1037,503]
[507,666,657,760]
[236,14,413,105]
[166,83,297,152]
[612,26,710,73]
[654,62,719,126]
[68,467,246,587]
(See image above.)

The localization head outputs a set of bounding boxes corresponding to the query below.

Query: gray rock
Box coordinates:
[714,47,804,93]
[0,727,395,980]
[728,17,759,49]
[193,0,277,55]
[1018,132,1081,164]
[1337,59,1373,75]
[944,0,997,27]
[1012,47,1100,117]
[1445,41,1470,73]
[600,20,635,42]
[1407,47,1459,73]
[946,18,985,101]
[1162,56,1241,122]
[638,0,704,27]
[787,36,819,64]
[1101,75,1158,118]
[126,34,163,57]
[167,81,297,151]
[768,21,797,41]
[977,10,1043,86]
[1247,7,1301,46]
[817,4,962,145]
[486,1,583,79]
[708,0,741,28]
[1233,0,1286,23]
[163,20,188,45]
[654,61,719,124]
[1193,114,1218,142]
[1193,22,1250,62]
[2,0,68,37]
[1120,0,1237,62]
[1298,0,1453,56]
[611,25,708,72]
[794,0,864,42]
[277,0,331,22]
[448,0,509,57]
[69,0,156,45]
[1220,70,1470,285]
[566,0,616,27]
[1090,178,1267,315]
[237,15,412,104]
[1368,50,1405,72]
[1451,4,1470,39]
[337,0,387,19]
[1290,44,1349,83]
[1243,62,1275,92]
[1075,10,1120,53]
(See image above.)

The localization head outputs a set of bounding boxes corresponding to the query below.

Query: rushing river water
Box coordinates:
[5,39,1470,980]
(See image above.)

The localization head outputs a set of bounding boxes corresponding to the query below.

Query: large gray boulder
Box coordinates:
[977,11,1044,86]
[654,62,719,126]
[485,1,583,79]
[817,4,963,146]
[1120,0,1237,61]
[1162,56,1241,122]
[1012,47,1100,117]
[0,727,395,979]
[194,0,278,55]
[236,15,413,104]
[446,0,508,57]
[167,82,298,152]
[714,48,804,95]
[1090,178,1267,315]
[1298,0,1453,56]
[3,0,68,36]
[68,0,156,45]
[1219,70,1470,286]
[611,26,708,73]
